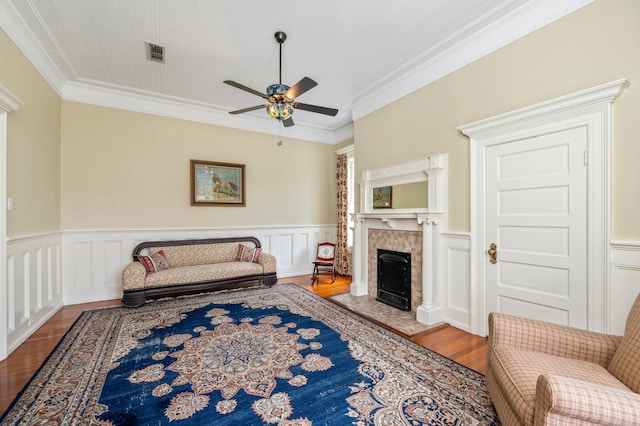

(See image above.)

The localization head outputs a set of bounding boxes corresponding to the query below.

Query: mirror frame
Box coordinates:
[359,154,447,214]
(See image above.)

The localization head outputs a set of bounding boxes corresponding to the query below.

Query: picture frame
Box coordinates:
[373,186,392,209]
[190,160,246,206]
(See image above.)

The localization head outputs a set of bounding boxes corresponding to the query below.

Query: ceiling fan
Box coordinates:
[224,31,338,127]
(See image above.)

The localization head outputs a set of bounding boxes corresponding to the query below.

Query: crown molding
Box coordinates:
[63,81,350,144]
[0,83,22,112]
[0,0,67,97]
[352,0,595,121]
[1,0,592,142]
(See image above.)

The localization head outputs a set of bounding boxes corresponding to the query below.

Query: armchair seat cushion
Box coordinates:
[490,346,631,425]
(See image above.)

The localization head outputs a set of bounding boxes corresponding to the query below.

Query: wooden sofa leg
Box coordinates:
[122,291,146,308]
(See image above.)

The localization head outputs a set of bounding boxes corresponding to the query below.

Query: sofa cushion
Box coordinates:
[137,250,170,273]
[144,262,263,288]
[237,243,262,263]
[490,346,630,425]
[608,293,640,392]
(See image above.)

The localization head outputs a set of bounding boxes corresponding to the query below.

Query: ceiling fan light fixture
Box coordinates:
[224,30,338,126]
[267,102,292,120]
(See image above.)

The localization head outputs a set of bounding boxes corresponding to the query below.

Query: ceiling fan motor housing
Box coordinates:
[267,83,290,97]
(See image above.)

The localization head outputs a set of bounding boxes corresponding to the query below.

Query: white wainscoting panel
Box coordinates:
[610,241,640,335]
[441,232,472,331]
[62,225,336,305]
[5,232,63,356]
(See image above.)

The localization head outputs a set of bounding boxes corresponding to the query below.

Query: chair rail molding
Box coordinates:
[459,78,629,336]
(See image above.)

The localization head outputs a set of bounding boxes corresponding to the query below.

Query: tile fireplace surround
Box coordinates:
[351,153,447,327]
[367,229,422,312]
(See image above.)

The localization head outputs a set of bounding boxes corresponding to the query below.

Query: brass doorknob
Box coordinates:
[488,243,498,264]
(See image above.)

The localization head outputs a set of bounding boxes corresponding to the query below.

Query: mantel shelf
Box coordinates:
[354,212,445,229]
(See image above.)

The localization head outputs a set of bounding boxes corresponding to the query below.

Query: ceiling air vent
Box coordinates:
[145,42,165,63]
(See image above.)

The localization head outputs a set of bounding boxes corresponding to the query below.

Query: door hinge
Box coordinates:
[584,150,588,165]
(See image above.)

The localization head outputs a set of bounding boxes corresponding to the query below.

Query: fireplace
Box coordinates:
[351,153,448,326]
[376,249,411,311]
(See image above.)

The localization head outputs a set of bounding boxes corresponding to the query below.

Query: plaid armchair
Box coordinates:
[486,294,640,425]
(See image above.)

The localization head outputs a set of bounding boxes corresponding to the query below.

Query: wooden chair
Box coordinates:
[311,242,336,284]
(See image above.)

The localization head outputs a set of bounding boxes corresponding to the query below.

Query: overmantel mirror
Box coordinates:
[359,154,447,214]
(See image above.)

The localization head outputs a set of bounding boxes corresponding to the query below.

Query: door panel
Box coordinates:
[486,127,587,327]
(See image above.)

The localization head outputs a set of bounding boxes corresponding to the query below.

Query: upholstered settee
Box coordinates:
[486,293,640,426]
[121,237,277,307]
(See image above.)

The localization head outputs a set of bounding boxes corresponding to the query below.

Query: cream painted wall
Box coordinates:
[0,29,61,238]
[355,0,640,239]
[61,101,336,229]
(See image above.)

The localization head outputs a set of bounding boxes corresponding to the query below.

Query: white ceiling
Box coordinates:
[0,0,592,143]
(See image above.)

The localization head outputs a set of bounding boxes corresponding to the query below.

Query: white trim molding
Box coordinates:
[610,240,640,335]
[352,0,595,120]
[459,78,629,336]
[5,232,63,359]
[0,84,23,361]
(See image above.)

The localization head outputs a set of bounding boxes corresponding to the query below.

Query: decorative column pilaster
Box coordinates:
[416,215,443,325]
[350,214,368,296]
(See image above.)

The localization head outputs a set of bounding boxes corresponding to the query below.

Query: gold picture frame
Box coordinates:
[190,160,246,206]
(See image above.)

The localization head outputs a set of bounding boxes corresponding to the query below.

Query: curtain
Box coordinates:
[335,153,351,275]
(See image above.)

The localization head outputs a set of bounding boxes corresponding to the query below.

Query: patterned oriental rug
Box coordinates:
[1,284,500,425]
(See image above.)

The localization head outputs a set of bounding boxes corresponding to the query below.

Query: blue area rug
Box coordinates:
[1,283,499,425]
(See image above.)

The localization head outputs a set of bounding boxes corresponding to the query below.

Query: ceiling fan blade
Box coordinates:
[283,117,295,127]
[224,80,269,100]
[229,105,268,115]
[285,77,317,100]
[293,102,338,116]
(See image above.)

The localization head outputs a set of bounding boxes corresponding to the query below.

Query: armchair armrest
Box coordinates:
[535,374,640,426]
[122,262,147,291]
[488,313,621,367]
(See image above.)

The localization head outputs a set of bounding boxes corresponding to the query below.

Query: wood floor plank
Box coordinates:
[0,275,487,415]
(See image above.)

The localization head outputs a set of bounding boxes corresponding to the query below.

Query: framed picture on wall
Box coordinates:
[373,186,392,208]
[190,160,246,206]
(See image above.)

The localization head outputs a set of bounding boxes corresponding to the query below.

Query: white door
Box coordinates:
[485,127,587,328]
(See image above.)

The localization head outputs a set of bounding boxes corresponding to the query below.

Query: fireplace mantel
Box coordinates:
[352,154,448,327]
[356,212,444,229]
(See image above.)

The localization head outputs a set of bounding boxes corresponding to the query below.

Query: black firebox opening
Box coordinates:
[376,249,411,311]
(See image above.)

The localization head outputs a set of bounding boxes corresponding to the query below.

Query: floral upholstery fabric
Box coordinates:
[144,262,263,288]
[122,241,277,292]
[122,262,147,290]
[149,242,251,267]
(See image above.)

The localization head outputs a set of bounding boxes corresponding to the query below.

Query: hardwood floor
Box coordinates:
[0,275,487,415]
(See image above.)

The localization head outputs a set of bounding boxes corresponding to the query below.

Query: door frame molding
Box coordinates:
[0,83,23,360]
[458,79,629,336]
